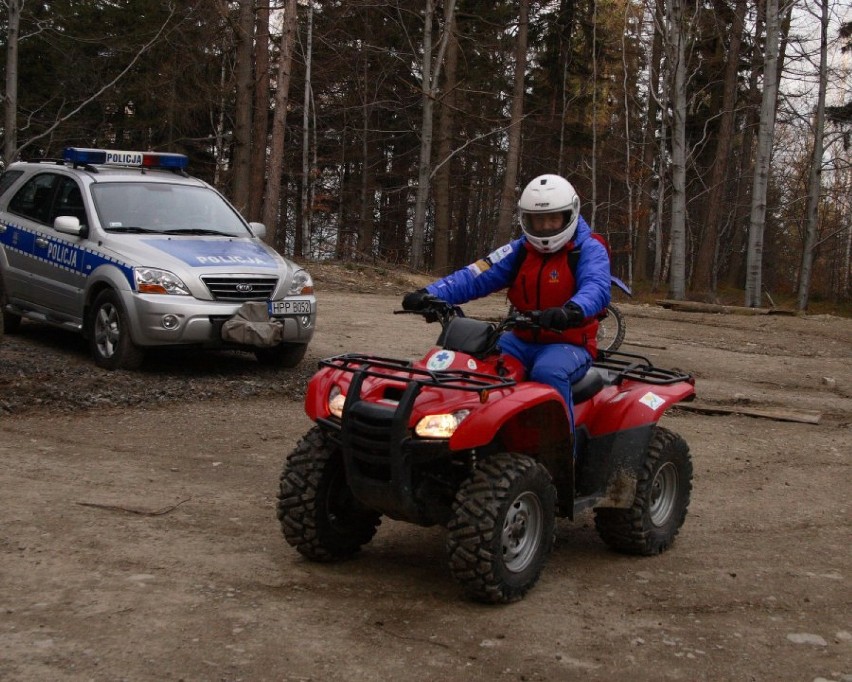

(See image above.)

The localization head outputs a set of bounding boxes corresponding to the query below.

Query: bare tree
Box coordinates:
[745,0,782,308]
[664,0,689,299]
[432,8,460,275]
[231,0,255,213]
[410,0,458,271]
[248,1,271,222]
[300,0,315,259]
[2,0,22,166]
[691,0,747,296]
[262,0,298,250]
[796,0,829,311]
[495,0,529,247]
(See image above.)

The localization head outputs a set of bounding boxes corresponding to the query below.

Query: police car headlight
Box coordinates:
[415,410,470,439]
[135,267,191,296]
[288,269,314,296]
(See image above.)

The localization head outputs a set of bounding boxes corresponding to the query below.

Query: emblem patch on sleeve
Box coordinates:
[466,244,513,277]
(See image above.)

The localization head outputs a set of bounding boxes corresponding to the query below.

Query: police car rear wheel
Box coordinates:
[89,290,145,370]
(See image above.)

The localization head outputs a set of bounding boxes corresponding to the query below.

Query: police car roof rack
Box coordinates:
[29,158,68,167]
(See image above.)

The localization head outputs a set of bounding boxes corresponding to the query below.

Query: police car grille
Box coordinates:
[201,276,278,301]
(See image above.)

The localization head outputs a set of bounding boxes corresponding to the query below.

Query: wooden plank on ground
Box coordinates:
[656,299,773,315]
[677,402,822,425]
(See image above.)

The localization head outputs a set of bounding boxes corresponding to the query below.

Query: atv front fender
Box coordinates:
[448,382,571,453]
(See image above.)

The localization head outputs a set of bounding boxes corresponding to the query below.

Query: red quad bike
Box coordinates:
[277,299,696,603]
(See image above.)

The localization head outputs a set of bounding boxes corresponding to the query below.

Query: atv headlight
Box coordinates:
[288,269,314,296]
[135,267,191,296]
[328,385,346,418]
[415,410,470,439]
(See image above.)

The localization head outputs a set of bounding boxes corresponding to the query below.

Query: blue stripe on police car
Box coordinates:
[1,221,135,286]
[145,239,277,268]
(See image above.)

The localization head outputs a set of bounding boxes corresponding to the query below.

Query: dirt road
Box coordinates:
[1,276,850,681]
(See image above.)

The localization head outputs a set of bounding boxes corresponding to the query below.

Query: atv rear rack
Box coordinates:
[594,350,694,386]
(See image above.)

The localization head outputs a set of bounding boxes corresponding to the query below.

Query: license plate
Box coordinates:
[267,299,311,316]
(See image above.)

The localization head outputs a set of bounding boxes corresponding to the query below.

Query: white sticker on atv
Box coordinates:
[467,358,478,370]
[640,391,665,410]
[427,350,456,371]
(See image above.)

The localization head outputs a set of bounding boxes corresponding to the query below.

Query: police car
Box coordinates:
[0,147,316,369]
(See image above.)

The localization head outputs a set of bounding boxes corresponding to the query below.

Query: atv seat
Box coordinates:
[439,317,496,356]
[571,367,605,405]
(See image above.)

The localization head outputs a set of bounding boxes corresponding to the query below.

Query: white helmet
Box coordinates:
[518,174,581,253]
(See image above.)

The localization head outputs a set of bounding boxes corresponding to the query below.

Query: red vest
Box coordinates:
[507,241,599,356]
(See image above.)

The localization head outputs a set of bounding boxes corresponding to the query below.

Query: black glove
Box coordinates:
[540,302,585,331]
[402,289,432,311]
[563,302,585,326]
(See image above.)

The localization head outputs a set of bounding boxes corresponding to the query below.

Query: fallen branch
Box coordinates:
[76,498,191,516]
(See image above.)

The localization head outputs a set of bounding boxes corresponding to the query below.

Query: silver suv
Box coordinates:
[0,147,316,369]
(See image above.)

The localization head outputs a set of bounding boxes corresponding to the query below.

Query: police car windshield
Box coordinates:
[91,183,248,236]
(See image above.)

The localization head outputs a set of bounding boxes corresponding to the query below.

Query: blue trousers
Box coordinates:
[498,332,593,436]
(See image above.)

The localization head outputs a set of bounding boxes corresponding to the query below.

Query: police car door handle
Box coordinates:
[35,237,48,248]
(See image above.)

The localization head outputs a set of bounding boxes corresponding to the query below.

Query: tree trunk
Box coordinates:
[691,0,746,296]
[796,0,828,311]
[357,54,375,261]
[261,0,298,251]
[231,0,255,213]
[634,5,663,283]
[667,0,688,300]
[3,0,21,165]
[299,1,314,259]
[745,0,781,308]
[432,12,459,275]
[410,0,457,271]
[495,0,529,247]
[247,1,270,222]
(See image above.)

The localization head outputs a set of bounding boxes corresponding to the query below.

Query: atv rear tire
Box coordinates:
[277,427,381,561]
[593,426,692,555]
[446,453,556,603]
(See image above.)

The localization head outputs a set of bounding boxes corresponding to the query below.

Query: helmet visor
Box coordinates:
[524,211,569,238]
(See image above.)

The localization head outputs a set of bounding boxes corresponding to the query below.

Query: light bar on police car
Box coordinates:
[63,147,189,170]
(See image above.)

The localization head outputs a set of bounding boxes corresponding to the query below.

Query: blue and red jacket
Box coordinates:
[425,216,611,356]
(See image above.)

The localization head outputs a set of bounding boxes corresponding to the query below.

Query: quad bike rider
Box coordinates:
[276,177,695,603]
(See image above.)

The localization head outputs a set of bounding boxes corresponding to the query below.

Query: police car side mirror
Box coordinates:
[54,215,84,237]
[248,222,267,240]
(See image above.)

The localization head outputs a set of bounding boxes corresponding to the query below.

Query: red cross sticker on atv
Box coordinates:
[276,299,696,603]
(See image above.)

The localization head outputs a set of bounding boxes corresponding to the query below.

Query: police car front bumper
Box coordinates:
[121,291,316,348]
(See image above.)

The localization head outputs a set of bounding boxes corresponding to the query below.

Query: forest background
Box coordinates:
[2,0,851,311]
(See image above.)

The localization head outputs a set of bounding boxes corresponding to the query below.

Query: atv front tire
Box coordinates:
[446,453,556,603]
[594,426,692,555]
[277,427,381,561]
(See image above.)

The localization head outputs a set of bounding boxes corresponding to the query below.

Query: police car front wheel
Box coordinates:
[254,342,307,368]
[89,290,145,370]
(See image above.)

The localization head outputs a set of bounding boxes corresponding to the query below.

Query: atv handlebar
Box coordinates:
[395,298,555,333]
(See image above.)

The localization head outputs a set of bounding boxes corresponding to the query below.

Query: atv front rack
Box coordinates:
[594,350,694,386]
[318,353,517,394]
[315,353,518,525]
